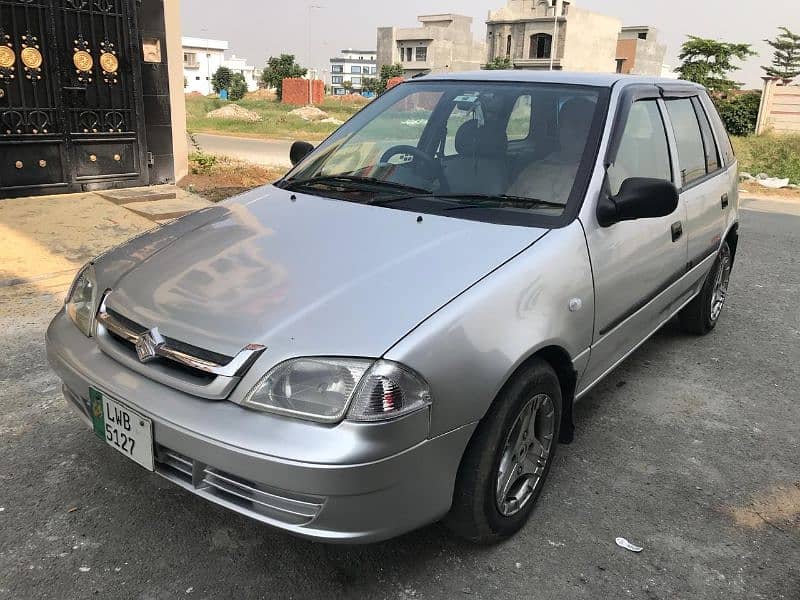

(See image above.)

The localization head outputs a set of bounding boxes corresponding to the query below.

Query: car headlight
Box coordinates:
[242,358,432,423]
[65,263,98,337]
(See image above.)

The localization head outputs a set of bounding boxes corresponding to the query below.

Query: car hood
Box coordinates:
[105,186,548,359]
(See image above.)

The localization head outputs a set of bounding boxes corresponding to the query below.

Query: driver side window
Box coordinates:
[607,100,672,196]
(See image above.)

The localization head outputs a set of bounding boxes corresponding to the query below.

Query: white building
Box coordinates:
[223,55,259,92]
[329,49,377,95]
[182,37,228,95]
[182,37,258,95]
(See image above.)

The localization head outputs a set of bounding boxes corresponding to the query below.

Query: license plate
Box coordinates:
[89,388,154,471]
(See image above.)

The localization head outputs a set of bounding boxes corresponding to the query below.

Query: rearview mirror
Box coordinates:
[290,141,315,166]
[597,177,679,227]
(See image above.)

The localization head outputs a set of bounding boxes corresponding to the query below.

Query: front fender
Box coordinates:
[385,221,595,437]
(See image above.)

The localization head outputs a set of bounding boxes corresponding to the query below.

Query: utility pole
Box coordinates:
[307,4,323,104]
[549,0,562,71]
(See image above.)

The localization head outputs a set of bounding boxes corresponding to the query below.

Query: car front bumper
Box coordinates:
[46,310,475,543]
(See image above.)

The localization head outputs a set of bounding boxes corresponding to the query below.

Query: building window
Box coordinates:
[638,32,648,40]
[333,87,346,96]
[331,75,343,84]
[415,46,427,62]
[404,47,413,62]
[615,58,626,74]
[331,64,343,74]
[506,34,512,57]
[351,77,362,86]
[183,52,197,67]
[350,65,360,74]
[529,33,552,59]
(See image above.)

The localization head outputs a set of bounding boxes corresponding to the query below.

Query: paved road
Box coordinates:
[1,204,798,599]
[191,133,293,168]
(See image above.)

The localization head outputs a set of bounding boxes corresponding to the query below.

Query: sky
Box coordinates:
[181,0,800,89]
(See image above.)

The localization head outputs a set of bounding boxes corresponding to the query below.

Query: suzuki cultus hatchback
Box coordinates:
[47,72,738,543]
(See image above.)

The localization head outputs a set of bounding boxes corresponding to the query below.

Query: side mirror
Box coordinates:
[290,141,315,166]
[597,177,679,227]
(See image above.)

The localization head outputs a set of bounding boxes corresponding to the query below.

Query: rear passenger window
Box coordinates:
[692,97,721,173]
[607,100,672,196]
[665,98,707,186]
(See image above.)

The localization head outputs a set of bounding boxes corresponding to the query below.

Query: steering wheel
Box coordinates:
[379,145,447,189]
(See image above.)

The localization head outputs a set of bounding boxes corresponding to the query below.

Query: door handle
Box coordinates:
[671,221,683,243]
[721,193,729,209]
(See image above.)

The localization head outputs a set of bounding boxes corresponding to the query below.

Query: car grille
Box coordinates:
[155,446,324,526]
[94,291,265,400]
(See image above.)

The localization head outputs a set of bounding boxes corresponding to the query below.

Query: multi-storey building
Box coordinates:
[377,14,486,77]
[182,37,228,95]
[182,37,258,95]
[329,49,377,96]
[485,0,621,73]
[615,26,668,76]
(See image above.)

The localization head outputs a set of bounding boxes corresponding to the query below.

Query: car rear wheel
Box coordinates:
[444,359,561,543]
[679,241,732,335]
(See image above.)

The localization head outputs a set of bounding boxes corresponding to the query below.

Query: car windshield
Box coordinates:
[280,80,609,226]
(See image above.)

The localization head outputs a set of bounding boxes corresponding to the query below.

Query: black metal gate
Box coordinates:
[0,0,146,197]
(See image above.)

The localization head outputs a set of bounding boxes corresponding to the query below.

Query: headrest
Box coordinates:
[558,97,596,132]
[454,120,508,157]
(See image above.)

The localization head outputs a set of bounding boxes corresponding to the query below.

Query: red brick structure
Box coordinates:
[386,76,405,90]
[282,79,324,105]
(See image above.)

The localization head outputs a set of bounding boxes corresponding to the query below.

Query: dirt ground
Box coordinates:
[179,156,286,203]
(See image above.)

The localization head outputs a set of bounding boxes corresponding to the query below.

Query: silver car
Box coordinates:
[46,72,739,543]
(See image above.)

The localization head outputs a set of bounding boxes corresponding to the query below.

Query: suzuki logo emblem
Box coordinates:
[135,327,165,363]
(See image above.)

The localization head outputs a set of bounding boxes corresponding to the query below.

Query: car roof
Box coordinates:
[414,70,704,90]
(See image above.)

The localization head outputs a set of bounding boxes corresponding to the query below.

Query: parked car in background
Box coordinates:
[47,72,739,543]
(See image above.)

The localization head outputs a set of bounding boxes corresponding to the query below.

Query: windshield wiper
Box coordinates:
[283,175,431,196]
[440,195,565,211]
[369,193,564,210]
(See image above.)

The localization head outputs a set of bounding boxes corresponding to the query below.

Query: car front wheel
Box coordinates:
[444,359,562,543]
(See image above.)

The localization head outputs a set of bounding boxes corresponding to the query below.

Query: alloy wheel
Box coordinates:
[495,393,556,517]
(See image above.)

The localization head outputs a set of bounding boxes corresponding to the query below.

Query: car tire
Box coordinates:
[444,359,562,544]
[679,241,732,335]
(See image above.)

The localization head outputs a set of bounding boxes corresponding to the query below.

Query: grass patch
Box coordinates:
[179,155,287,203]
[732,134,800,184]
[185,94,369,141]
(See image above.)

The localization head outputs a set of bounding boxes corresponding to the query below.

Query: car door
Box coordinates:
[662,93,731,273]
[578,89,688,393]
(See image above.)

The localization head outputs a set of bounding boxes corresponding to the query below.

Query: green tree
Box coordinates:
[484,56,513,70]
[210,66,233,96]
[675,36,755,95]
[378,63,404,93]
[260,54,307,100]
[715,92,762,135]
[228,72,248,101]
[762,27,800,82]
[342,79,353,93]
[361,77,381,94]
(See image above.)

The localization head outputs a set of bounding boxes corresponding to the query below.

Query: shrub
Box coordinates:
[732,134,800,183]
[715,92,762,136]
[189,151,218,175]
[211,67,233,95]
[228,73,248,102]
